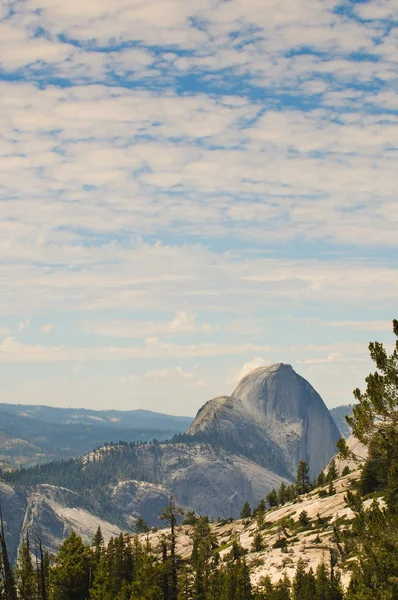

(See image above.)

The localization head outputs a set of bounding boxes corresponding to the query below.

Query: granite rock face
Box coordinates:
[0,364,340,558]
[189,364,341,478]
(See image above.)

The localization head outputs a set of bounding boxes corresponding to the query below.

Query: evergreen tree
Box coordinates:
[337,321,398,597]
[135,518,149,534]
[327,459,338,483]
[240,501,252,519]
[298,510,311,528]
[295,461,311,495]
[0,507,17,600]
[315,561,330,600]
[272,574,291,600]
[49,531,90,600]
[277,483,288,506]
[160,497,183,600]
[251,531,264,553]
[266,489,278,508]
[190,516,217,600]
[130,537,163,600]
[292,558,316,600]
[16,532,37,600]
[89,552,113,600]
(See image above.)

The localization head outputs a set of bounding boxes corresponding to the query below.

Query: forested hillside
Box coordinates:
[0,407,192,468]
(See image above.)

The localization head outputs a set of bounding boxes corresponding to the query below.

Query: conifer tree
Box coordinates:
[251,531,264,553]
[0,507,17,600]
[266,489,278,508]
[160,497,183,600]
[295,461,311,495]
[338,320,398,598]
[278,482,288,506]
[327,459,338,483]
[272,574,291,600]
[190,516,217,600]
[16,532,37,600]
[89,552,113,600]
[240,501,252,519]
[50,531,90,600]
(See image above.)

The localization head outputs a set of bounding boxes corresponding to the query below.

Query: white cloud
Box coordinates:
[82,312,212,338]
[0,0,396,412]
[144,366,195,381]
[323,320,394,332]
[297,352,342,365]
[0,336,278,362]
[231,357,271,384]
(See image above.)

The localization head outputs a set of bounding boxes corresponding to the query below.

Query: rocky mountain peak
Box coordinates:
[188,363,340,479]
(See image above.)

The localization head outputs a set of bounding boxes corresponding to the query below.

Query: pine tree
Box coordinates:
[266,489,278,508]
[327,459,338,483]
[251,531,264,553]
[337,321,398,598]
[278,483,288,506]
[295,461,311,495]
[160,497,183,600]
[89,552,113,600]
[0,506,17,600]
[315,562,328,600]
[240,501,252,519]
[190,516,217,600]
[272,574,291,600]
[135,518,149,534]
[49,531,91,600]
[16,532,37,600]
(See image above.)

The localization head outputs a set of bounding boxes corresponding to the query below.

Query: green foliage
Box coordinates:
[292,559,316,600]
[0,507,18,600]
[50,532,91,600]
[298,510,311,528]
[327,459,338,483]
[340,321,398,598]
[266,489,279,508]
[344,497,398,600]
[16,533,36,600]
[240,501,252,519]
[251,531,264,553]
[135,517,150,534]
[182,510,198,526]
[295,461,311,495]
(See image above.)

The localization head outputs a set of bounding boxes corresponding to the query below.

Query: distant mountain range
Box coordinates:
[0,363,344,560]
[0,393,353,471]
[0,404,192,468]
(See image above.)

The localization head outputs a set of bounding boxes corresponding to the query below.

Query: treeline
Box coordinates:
[0,498,345,600]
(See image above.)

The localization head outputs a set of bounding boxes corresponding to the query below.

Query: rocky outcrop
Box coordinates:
[0,481,27,561]
[0,482,122,561]
[0,363,340,557]
[189,364,340,478]
[326,434,368,476]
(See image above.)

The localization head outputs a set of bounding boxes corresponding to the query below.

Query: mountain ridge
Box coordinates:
[0,363,341,558]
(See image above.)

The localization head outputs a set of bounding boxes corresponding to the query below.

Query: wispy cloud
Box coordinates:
[0,0,396,411]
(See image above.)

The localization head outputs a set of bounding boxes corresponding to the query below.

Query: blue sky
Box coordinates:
[0,0,397,415]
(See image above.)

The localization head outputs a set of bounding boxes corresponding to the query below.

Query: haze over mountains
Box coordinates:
[0,364,342,559]
[0,405,192,468]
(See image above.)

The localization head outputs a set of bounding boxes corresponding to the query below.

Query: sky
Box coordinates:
[0,0,397,416]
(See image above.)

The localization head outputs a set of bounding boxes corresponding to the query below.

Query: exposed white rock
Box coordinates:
[189,364,340,478]
[326,435,368,476]
[143,471,363,590]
